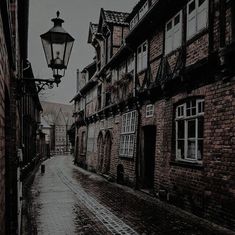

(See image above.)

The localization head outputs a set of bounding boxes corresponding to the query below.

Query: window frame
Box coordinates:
[139,1,149,19]
[165,11,183,55]
[119,111,137,157]
[137,41,148,73]
[175,99,204,163]
[146,104,154,117]
[187,0,209,40]
[130,14,139,30]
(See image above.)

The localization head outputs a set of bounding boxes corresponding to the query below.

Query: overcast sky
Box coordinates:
[28,0,138,104]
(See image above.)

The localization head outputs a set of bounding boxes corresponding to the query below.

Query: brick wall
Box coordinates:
[0,11,11,234]
[138,80,235,229]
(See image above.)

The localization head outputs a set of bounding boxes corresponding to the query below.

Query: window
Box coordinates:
[81,131,86,154]
[139,1,148,19]
[187,0,208,40]
[119,111,137,157]
[137,41,148,73]
[130,14,139,30]
[97,85,102,110]
[175,99,204,162]
[146,104,154,117]
[127,55,135,76]
[165,11,182,54]
[118,62,126,79]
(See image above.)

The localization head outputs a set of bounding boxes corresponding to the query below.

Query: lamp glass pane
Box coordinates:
[52,42,66,66]
[41,38,52,66]
[64,39,74,67]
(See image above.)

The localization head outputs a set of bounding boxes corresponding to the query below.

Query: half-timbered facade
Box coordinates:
[73,0,235,230]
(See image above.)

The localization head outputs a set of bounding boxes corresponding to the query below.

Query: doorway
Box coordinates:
[139,125,156,190]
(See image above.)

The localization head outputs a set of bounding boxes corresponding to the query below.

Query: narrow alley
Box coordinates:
[23,155,234,235]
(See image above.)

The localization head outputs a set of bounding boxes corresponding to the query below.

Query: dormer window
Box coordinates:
[139,1,148,19]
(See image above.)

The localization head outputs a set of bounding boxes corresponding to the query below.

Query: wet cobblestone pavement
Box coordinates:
[24,155,235,235]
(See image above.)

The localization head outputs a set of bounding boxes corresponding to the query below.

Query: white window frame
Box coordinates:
[139,1,148,19]
[187,0,208,40]
[130,14,139,30]
[165,11,182,55]
[137,41,148,73]
[146,104,154,117]
[175,99,204,163]
[120,111,137,157]
[127,55,135,75]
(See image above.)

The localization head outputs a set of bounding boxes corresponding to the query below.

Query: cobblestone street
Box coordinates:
[23,155,234,235]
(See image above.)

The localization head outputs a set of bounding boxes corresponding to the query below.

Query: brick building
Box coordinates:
[21,61,43,178]
[72,0,235,231]
[0,0,44,233]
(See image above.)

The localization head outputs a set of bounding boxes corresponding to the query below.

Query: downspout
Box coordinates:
[219,0,226,48]
[232,0,235,42]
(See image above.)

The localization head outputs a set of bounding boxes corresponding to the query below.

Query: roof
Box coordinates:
[102,9,129,26]
[81,61,96,73]
[41,116,51,128]
[88,22,99,43]
[126,0,147,22]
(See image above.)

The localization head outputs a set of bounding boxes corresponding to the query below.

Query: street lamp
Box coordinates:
[40,11,74,86]
[19,11,74,94]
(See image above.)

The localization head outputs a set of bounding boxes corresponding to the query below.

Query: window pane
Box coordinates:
[199,0,206,7]
[189,0,196,14]
[188,120,196,138]
[187,140,196,159]
[167,21,172,31]
[197,4,208,31]
[198,117,204,138]
[177,120,185,139]
[177,140,185,159]
[174,14,180,25]
[197,140,203,160]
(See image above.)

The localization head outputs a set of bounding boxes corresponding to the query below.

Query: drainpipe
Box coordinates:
[232,0,235,42]
[135,102,141,190]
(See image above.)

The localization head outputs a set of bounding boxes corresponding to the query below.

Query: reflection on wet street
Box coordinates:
[24,155,232,235]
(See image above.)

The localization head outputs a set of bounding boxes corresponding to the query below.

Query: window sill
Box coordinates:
[137,68,147,76]
[119,155,134,160]
[170,160,203,170]
[186,28,208,46]
[165,47,181,57]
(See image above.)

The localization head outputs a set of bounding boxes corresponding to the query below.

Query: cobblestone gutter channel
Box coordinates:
[56,169,138,235]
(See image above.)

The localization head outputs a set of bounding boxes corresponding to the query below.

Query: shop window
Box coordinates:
[175,99,204,162]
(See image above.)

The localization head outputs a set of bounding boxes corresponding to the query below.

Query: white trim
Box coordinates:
[187,0,208,40]
[175,99,204,162]
[146,104,154,117]
[165,11,182,54]
[137,41,148,73]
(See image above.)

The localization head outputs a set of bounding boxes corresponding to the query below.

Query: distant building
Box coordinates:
[41,101,73,154]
